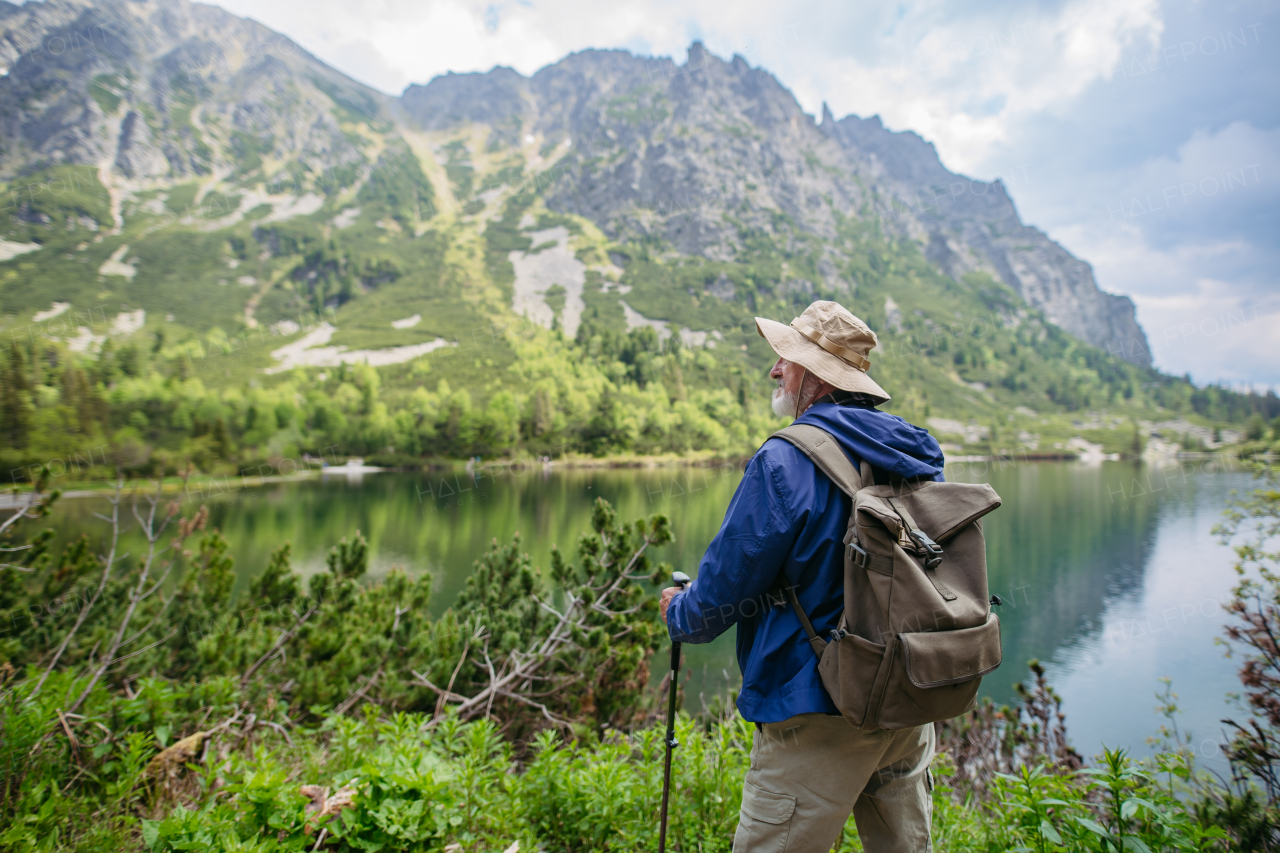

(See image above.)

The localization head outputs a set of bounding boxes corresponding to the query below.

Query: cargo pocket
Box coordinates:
[733,781,796,853]
[818,633,886,728]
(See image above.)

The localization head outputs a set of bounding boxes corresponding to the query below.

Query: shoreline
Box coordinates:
[2,450,1251,508]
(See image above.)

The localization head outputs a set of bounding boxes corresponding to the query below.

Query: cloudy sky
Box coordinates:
[213,0,1278,389]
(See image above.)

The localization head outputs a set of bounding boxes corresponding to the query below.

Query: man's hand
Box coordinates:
[660,586,685,625]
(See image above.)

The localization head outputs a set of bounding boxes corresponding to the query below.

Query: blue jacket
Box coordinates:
[666,402,945,723]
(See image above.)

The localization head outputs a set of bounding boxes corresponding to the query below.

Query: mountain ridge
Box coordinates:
[397,42,1150,365]
[821,110,1149,365]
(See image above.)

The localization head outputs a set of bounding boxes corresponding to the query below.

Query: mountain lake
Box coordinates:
[36,457,1253,774]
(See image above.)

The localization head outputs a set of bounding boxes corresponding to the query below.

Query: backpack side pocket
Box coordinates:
[818,632,885,728]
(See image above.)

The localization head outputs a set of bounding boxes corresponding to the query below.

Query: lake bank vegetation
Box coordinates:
[4,293,1279,489]
[1,464,1278,851]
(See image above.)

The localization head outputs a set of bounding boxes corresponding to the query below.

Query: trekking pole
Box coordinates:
[658,570,690,853]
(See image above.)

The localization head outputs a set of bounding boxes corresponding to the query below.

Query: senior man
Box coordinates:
[661,300,945,853]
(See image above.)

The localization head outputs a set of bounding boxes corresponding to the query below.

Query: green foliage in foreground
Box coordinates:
[0,674,1229,853]
[3,471,1280,851]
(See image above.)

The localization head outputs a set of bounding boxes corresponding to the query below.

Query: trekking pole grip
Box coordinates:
[668,572,690,671]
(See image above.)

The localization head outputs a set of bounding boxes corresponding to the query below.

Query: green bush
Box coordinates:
[0,686,1234,853]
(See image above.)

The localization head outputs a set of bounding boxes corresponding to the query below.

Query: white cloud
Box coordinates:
[219,0,700,93]
[1137,285,1280,387]
[794,0,1163,173]
[1092,122,1278,230]
[1023,119,1280,384]
[215,0,1162,177]
[1053,221,1279,384]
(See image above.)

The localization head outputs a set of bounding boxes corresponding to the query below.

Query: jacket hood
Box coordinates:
[792,403,945,481]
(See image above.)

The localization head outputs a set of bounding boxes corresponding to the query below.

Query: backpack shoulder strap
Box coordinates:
[768,424,872,660]
[771,424,871,497]
[781,583,829,657]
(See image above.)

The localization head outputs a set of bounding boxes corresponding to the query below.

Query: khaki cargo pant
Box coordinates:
[732,713,934,853]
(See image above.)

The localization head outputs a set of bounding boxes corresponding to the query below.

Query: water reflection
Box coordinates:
[36,457,1251,765]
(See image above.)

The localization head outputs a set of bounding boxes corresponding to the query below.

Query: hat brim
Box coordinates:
[756,317,891,403]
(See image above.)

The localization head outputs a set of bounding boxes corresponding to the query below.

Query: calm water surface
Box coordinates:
[42,458,1251,771]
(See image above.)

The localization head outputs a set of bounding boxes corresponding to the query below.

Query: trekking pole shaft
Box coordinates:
[658,639,681,853]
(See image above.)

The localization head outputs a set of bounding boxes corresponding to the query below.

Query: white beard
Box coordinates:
[771,387,798,418]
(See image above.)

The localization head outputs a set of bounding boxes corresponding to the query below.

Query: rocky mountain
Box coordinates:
[823,112,1149,365]
[0,0,1149,365]
[400,42,1151,366]
[7,0,1249,473]
[0,0,1163,382]
[0,0,390,207]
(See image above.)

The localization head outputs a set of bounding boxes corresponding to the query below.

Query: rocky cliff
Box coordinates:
[400,42,1151,365]
[824,112,1150,365]
[0,0,389,189]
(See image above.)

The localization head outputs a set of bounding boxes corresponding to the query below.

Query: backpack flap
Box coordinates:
[854,484,999,632]
[899,613,1002,688]
[888,482,1001,544]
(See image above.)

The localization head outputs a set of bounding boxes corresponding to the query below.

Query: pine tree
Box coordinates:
[60,366,106,436]
[0,342,32,449]
[210,417,231,459]
[250,542,300,608]
[532,387,555,436]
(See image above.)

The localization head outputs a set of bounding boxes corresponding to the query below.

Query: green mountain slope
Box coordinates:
[0,0,1275,481]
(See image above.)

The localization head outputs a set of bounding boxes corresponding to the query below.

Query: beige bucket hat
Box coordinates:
[755,300,890,403]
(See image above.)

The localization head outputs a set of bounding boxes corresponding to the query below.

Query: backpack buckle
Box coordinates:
[847,542,871,569]
[907,530,945,570]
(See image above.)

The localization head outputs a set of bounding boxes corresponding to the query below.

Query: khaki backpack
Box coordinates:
[772,424,1004,730]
